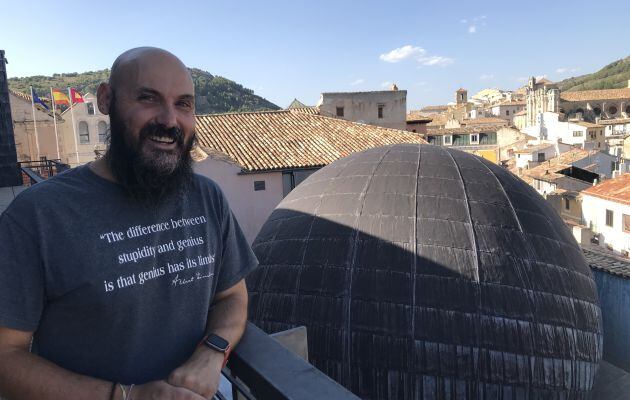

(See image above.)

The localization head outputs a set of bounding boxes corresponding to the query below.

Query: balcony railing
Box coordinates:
[221,322,359,400]
[18,159,70,186]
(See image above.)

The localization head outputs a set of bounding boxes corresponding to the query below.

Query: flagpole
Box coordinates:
[29,86,41,161]
[50,87,61,160]
[68,87,80,166]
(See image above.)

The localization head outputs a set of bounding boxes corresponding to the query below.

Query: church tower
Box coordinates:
[456,88,468,104]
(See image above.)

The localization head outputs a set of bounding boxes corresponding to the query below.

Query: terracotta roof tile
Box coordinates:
[560,88,630,102]
[194,110,426,172]
[519,148,592,183]
[462,117,508,126]
[582,173,630,205]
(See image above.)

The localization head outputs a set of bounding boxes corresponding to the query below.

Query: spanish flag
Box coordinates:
[52,89,70,105]
[70,88,85,104]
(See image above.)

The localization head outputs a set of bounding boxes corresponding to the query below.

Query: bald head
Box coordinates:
[109,47,193,92]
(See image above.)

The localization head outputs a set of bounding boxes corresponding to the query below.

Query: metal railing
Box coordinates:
[220,323,359,400]
[18,159,70,186]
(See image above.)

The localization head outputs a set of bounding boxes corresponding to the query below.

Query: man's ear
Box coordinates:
[97,83,112,115]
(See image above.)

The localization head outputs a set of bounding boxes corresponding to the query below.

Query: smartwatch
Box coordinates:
[201,333,231,368]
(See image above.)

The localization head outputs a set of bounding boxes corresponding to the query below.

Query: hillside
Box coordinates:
[7,68,280,114]
[558,56,630,91]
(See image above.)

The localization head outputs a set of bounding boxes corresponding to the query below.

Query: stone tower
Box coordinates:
[0,50,20,187]
[455,88,467,104]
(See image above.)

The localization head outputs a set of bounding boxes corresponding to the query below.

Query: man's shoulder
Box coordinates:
[3,165,99,217]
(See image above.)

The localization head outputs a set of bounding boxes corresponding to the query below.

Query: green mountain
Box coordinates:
[558,56,630,91]
[7,68,280,114]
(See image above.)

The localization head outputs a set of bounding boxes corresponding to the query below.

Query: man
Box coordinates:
[0,47,258,399]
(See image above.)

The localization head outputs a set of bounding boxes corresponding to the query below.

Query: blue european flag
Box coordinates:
[32,89,50,111]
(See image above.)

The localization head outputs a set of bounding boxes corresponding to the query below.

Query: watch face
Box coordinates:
[206,334,229,352]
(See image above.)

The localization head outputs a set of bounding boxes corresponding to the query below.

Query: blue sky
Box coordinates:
[2,0,628,109]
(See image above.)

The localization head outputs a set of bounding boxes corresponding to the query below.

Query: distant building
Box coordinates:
[415,104,449,116]
[582,173,630,256]
[489,100,526,125]
[8,90,62,162]
[317,85,406,130]
[598,118,630,158]
[513,148,617,197]
[513,109,527,130]
[425,125,528,164]
[513,142,573,170]
[522,112,606,150]
[193,109,426,243]
[405,113,432,134]
[525,76,630,127]
[58,93,109,166]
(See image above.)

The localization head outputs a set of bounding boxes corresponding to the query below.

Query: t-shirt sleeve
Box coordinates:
[214,189,259,293]
[0,212,45,331]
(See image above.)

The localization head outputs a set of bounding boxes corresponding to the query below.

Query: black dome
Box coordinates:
[247,144,602,399]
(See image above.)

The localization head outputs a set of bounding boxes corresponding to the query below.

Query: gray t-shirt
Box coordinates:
[0,165,258,384]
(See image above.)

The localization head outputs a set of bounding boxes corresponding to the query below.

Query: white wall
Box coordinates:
[522,112,599,148]
[582,194,630,255]
[194,157,284,244]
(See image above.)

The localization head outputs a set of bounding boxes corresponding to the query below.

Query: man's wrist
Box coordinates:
[198,334,231,369]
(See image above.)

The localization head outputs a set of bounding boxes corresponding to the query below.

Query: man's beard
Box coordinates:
[104,99,195,208]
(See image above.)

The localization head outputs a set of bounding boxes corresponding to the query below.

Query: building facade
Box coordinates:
[58,93,109,166]
[317,87,407,130]
[581,174,630,256]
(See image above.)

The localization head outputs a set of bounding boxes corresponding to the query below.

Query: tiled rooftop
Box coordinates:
[583,248,630,278]
[560,88,630,102]
[194,110,426,172]
[462,117,508,126]
[582,173,630,205]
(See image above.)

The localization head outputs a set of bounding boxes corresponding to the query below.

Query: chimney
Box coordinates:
[593,178,598,186]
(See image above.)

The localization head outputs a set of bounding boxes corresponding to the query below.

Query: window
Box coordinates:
[470,134,479,144]
[98,121,108,143]
[608,106,618,115]
[336,107,344,117]
[605,209,614,227]
[593,107,601,115]
[86,102,95,115]
[537,152,545,162]
[623,214,630,233]
[78,121,89,144]
[254,181,266,191]
[377,104,384,119]
[443,135,452,145]
[505,110,510,116]
[564,198,570,210]
[282,170,316,197]
[573,131,583,137]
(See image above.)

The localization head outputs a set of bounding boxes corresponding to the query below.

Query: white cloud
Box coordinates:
[381,81,392,88]
[479,74,494,80]
[556,67,580,74]
[380,45,454,67]
[535,74,547,81]
[350,78,365,86]
[379,45,425,63]
[418,56,454,66]
[460,19,468,23]
[468,25,477,33]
